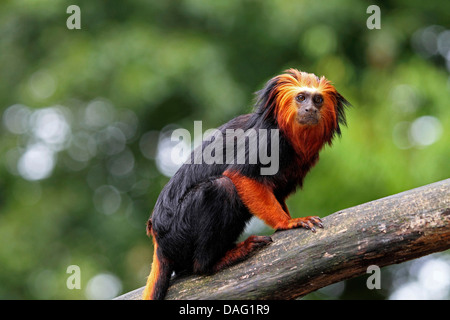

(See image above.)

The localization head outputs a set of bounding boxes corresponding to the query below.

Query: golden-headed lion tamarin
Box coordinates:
[143,68,349,300]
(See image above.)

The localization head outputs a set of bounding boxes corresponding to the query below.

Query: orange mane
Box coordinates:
[270,69,342,160]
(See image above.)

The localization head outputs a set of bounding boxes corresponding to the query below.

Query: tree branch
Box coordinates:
[115,179,450,300]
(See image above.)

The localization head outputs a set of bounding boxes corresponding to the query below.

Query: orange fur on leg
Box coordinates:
[224,170,289,229]
[224,170,322,231]
[213,235,272,272]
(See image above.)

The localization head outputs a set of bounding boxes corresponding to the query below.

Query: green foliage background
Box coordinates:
[0,0,449,299]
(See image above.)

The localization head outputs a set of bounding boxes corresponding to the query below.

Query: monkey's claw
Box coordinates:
[305,216,324,231]
[278,216,324,232]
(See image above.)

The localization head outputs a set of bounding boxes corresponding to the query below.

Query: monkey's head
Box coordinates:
[255,68,350,158]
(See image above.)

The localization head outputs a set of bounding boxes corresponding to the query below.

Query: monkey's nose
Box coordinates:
[304,107,318,114]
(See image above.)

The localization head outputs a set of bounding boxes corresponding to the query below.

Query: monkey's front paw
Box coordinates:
[278,216,323,232]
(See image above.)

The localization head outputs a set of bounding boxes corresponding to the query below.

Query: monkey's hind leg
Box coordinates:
[212,235,272,273]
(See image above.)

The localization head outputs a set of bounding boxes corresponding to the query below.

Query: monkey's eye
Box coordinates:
[313,95,323,104]
[296,94,306,102]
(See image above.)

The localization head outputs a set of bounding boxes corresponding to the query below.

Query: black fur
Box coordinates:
[151,112,289,274]
[147,72,349,297]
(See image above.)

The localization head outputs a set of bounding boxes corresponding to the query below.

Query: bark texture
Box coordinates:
[115,179,450,300]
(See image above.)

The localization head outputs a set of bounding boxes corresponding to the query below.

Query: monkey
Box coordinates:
[142,68,349,300]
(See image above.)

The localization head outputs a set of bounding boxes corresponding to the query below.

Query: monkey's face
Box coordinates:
[260,69,348,158]
[294,88,324,126]
[273,71,339,135]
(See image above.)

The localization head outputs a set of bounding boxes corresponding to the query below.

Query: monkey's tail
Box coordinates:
[142,220,173,300]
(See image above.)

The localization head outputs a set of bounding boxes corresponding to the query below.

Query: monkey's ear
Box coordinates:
[333,91,351,136]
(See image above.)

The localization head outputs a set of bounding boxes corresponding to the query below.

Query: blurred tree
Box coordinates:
[0,0,449,299]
